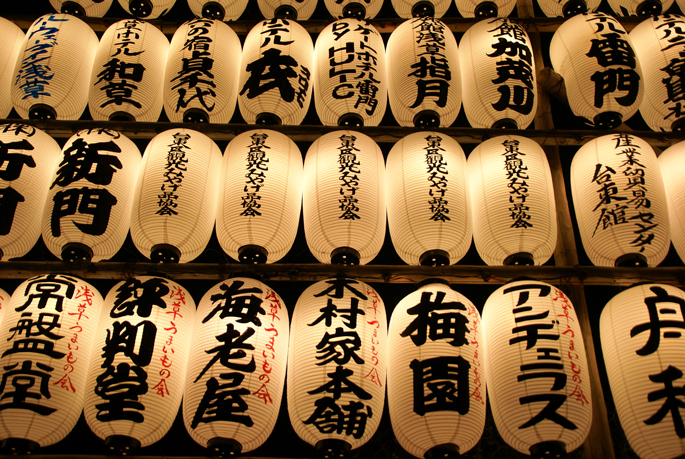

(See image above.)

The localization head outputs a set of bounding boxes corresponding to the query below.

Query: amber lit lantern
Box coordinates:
[117,0,176,18]
[454,0,515,18]
[49,0,114,16]
[323,0,383,19]
[0,287,7,331]
[0,18,24,119]
[659,140,685,263]
[257,0,317,20]
[606,0,673,16]
[187,0,249,20]
[536,0,600,17]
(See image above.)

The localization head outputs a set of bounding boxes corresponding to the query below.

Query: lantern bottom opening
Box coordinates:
[529,441,566,459]
[414,110,441,128]
[238,244,269,264]
[615,253,648,268]
[151,244,181,263]
[424,443,460,459]
[275,4,298,18]
[672,117,685,132]
[338,113,364,128]
[203,1,226,20]
[128,0,153,17]
[504,252,535,266]
[636,0,662,16]
[315,439,351,459]
[412,1,435,17]
[492,118,518,129]
[562,0,587,17]
[420,249,450,267]
[593,112,622,130]
[342,2,366,19]
[104,435,141,455]
[109,111,135,122]
[184,108,209,124]
[331,247,360,265]
[208,437,242,457]
[475,2,498,17]
[61,242,93,263]
[256,113,282,125]
[1,438,39,455]
[28,104,56,121]
[61,1,86,15]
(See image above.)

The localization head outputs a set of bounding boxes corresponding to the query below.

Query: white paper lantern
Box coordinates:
[482,280,592,457]
[467,135,557,266]
[323,0,383,19]
[314,19,387,127]
[183,278,289,455]
[0,288,7,332]
[0,274,103,453]
[454,0,516,18]
[303,131,386,265]
[607,0,673,16]
[386,17,462,128]
[536,0,601,18]
[391,0,452,18]
[238,18,313,126]
[49,0,115,16]
[386,132,471,266]
[41,129,141,263]
[164,18,241,124]
[550,12,644,129]
[187,0,249,20]
[130,128,222,263]
[288,278,387,454]
[0,18,25,119]
[83,276,194,453]
[117,0,176,18]
[570,133,670,267]
[217,129,303,264]
[0,124,61,261]
[89,19,169,122]
[659,140,685,263]
[12,14,98,121]
[257,0,317,20]
[600,283,685,459]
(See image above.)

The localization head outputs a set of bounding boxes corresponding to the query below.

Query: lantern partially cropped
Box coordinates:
[659,140,685,263]
[303,131,386,265]
[49,0,114,16]
[386,132,471,266]
[187,0,249,20]
[606,0,673,16]
[570,133,669,267]
[130,128,222,263]
[387,281,486,458]
[550,12,644,129]
[117,0,176,18]
[536,0,600,17]
[454,0,516,18]
[0,274,103,453]
[0,18,24,119]
[482,280,592,457]
[467,135,557,266]
[0,287,7,330]
[288,278,387,456]
[257,0,317,20]
[391,0,452,18]
[12,14,98,121]
[184,278,289,455]
[323,0,383,19]
[217,130,303,264]
[314,19,387,127]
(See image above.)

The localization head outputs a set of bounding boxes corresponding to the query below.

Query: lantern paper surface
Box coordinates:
[49,0,114,16]
[303,131,386,265]
[117,0,176,18]
[659,140,685,264]
[0,18,24,119]
[607,0,674,16]
[257,0,317,20]
[0,287,7,332]
[387,283,486,457]
[386,132,471,266]
[84,276,195,447]
[183,278,289,453]
[391,0,451,18]
[217,129,303,263]
[0,274,103,447]
[482,280,592,455]
[187,0,249,20]
[467,135,557,266]
[454,0,516,18]
[536,0,600,18]
[323,0,383,18]
[570,133,669,267]
[288,278,387,449]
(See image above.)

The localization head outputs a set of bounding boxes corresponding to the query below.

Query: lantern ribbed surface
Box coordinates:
[0,18,24,119]
[49,0,114,16]
[257,0,317,20]
[117,0,176,18]
[607,0,673,16]
[536,0,600,17]
[0,288,7,331]
[659,140,685,264]
[391,0,451,18]
[188,0,249,20]
[454,0,515,18]
[323,0,383,18]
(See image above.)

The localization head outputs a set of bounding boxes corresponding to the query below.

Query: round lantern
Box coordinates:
[187,0,249,20]
[454,0,516,18]
[386,17,462,128]
[314,19,387,127]
[303,131,386,265]
[257,0,317,20]
[0,18,24,119]
[387,281,486,458]
[482,280,592,457]
[117,0,176,18]
[217,129,303,264]
[467,135,557,266]
[323,0,383,19]
[386,132,471,266]
[12,14,98,121]
[288,278,387,455]
[238,18,313,126]
[659,140,685,263]
[130,128,222,263]
[89,19,169,122]
[570,133,670,267]
[391,0,452,18]
[550,12,644,129]
[49,0,114,16]
[41,129,141,263]
[0,124,61,261]
[536,0,600,17]
[183,278,289,455]
[164,18,241,124]
[0,274,103,453]
[607,0,673,16]
[460,18,537,130]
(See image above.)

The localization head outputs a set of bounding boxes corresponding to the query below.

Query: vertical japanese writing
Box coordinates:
[171,18,216,114]
[152,284,184,397]
[654,15,685,122]
[364,287,382,387]
[409,17,450,109]
[466,302,484,406]
[552,289,588,406]
[502,139,532,228]
[424,135,450,222]
[338,134,361,220]
[0,125,36,236]
[157,132,191,216]
[241,133,270,217]
[252,289,282,404]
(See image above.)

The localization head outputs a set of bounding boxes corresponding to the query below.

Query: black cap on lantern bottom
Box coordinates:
[315,439,351,459]
[420,249,450,267]
[331,247,360,265]
[184,108,209,123]
[474,1,498,17]
[202,1,226,20]
[256,112,282,125]
[28,104,56,120]
[412,1,435,17]
[61,1,86,15]
[275,4,298,18]
[414,110,441,128]
[61,243,93,263]
[562,0,587,17]
[104,435,141,456]
[594,111,622,130]
[338,113,364,128]
[109,111,135,122]
[207,437,242,457]
[504,252,535,266]
[424,443,460,459]
[238,245,268,264]
[342,2,366,19]
[637,0,662,16]
[615,253,648,268]
[1,438,39,455]
[529,441,567,459]
[129,0,153,17]
[492,118,518,129]
[672,118,685,132]
[150,244,181,263]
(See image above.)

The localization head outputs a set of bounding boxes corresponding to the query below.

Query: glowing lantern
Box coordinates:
[0,18,24,119]
[482,280,592,457]
[314,19,386,127]
[323,0,383,19]
[257,0,317,20]
[217,129,303,264]
[386,132,471,266]
[0,275,102,454]
[391,0,452,18]
[183,278,289,455]
[117,0,176,18]
[659,140,685,263]
[467,135,557,266]
[303,131,386,265]
[187,0,249,20]
[570,133,669,267]
[454,0,515,18]
[607,0,673,16]
[536,0,600,17]
[12,14,98,121]
[130,128,222,263]
[288,278,386,456]
[49,0,114,16]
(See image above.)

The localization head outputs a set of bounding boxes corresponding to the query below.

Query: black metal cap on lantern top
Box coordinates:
[183,108,209,123]
[424,443,460,459]
[504,252,535,266]
[28,104,56,120]
[414,110,441,128]
[256,112,282,125]
[203,1,227,20]
[492,117,518,129]
[207,437,242,457]
[61,242,94,263]
[338,113,364,127]
[636,0,662,16]
[238,245,268,264]
[61,1,86,15]
[150,244,181,263]
[315,439,351,459]
[529,440,567,459]
[1,438,39,455]
[420,249,450,267]
[615,253,648,268]
[474,1,498,17]
[593,111,622,130]
[342,2,366,19]
[129,0,153,17]
[672,117,685,132]
[562,0,587,17]
[331,247,360,265]
[109,111,136,122]
[412,1,435,17]
[104,435,141,456]
[275,4,298,19]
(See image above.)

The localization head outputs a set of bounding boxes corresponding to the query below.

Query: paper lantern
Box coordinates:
[164,18,241,124]
[467,135,557,266]
[288,278,387,456]
[387,281,486,458]
[600,283,685,459]
[257,0,317,20]
[386,132,471,266]
[659,140,685,263]
[238,18,313,126]
[41,129,141,263]
[386,17,462,128]
[314,19,387,127]
[117,0,176,18]
[323,0,383,19]
[0,274,103,453]
[550,12,644,129]
[216,129,303,264]
[12,14,98,121]
[570,133,669,267]
[454,0,515,18]
[130,128,222,263]
[460,18,537,129]
[183,277,289,455]
[187,0,249,20]
[536,0,600,17]
[49,0,114,16]
[607,0,673,16]
[482,280,592,457]
[391,0,452,18]
[0,124,61,261]
[0,18,24,119]
[303,131,386,265]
